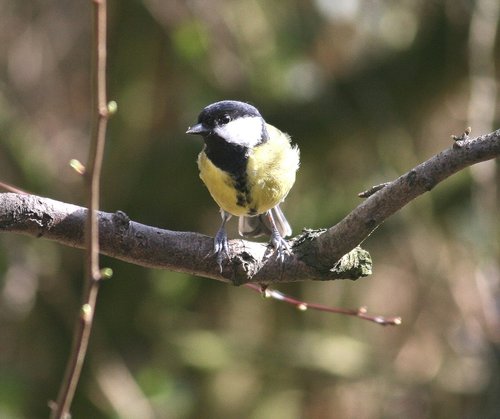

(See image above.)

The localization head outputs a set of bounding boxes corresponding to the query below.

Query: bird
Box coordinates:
[186,100,300,268]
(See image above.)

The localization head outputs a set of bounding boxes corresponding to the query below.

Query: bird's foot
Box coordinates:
[213,228,229,272]
[268,230,291,262]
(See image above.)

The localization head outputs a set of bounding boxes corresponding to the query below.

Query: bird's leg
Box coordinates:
[266,210,291,261]
[214,209,231,271]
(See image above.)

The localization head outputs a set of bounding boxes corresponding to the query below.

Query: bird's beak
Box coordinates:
[186,123,208,135]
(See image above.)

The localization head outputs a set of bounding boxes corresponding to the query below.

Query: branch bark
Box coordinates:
[1,129,499,285]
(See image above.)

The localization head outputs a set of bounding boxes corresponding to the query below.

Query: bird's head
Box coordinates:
[187,100,268,147]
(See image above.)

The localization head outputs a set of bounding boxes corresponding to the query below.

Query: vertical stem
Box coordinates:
[51,1,109,418]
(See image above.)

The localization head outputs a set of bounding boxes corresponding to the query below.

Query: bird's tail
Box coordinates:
[238,205,292,239]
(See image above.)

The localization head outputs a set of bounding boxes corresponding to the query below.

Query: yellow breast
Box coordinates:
[197,124,299,217]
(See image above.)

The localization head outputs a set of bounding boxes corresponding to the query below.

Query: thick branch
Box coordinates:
[1,129,499,284]
[0,193,369,284]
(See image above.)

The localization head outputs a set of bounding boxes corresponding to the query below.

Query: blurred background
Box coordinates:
[1,0,499,418]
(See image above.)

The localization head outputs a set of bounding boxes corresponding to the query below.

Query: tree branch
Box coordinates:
[1,129,499,285]
[305,128,500,269]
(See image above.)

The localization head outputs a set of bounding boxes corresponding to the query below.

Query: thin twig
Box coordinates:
[51,1,110,418]
[358,182,390,198]
[0,180,27,194]
[245,284,402,326]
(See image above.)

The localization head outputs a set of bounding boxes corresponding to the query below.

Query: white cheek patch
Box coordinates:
[214,116,264,148]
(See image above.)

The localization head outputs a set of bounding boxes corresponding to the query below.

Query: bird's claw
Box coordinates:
[213,229,229,272]
[269,230,291,262]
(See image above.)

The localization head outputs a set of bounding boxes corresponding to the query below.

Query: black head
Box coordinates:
[186,101,268,147]
[187,101,262,134]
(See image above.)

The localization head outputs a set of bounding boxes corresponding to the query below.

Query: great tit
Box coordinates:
[187,100,300,267]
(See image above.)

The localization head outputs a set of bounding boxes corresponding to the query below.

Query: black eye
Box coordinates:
[218,114,231,125]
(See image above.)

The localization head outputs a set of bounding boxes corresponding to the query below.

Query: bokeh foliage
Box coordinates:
[1,1,499,418]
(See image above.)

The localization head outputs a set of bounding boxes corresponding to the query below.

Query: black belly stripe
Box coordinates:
[234,173,251,207]
[203,134,252,208]
[236,193,246,207]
